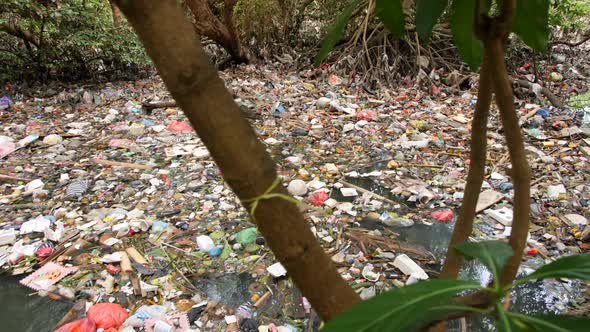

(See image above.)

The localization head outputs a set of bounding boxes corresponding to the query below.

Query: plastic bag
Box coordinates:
[167,121,194,133]
[54,318,96,332]
[87,303,128,330]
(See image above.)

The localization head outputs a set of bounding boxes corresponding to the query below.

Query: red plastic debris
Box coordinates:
[465,159,471,166]
[519,63,532,71]
[36,247,53,258]
[431,210,454,223]
[53,318,96,332]
[167,121,194,133]
[106,264,120,275]
[356,110,375,121]
[305,191,329,206]
[87,303,128,330]
[526,248,538,255]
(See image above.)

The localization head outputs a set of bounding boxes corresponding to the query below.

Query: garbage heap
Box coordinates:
[0,61,588,331]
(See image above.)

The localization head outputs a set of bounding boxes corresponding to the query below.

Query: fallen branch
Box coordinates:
[142,100,176,110]
[514,79,562,108]
[550,35,590,48]
[338,179,398,206]
[94,158,154,170]
[0,174,31,182]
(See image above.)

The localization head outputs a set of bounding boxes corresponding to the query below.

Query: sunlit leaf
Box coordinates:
[321,279,482,332]
[496,304,530,332]
[455,241,514,280]
[376,0,405,38]
[513,0,550,52]
[517,253,590,284]
[450,0,482,69]
[415,0,448,42]
[314,0,359,66]
[506,312,590,331]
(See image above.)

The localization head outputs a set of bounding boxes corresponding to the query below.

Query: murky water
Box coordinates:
[0,274,71,332]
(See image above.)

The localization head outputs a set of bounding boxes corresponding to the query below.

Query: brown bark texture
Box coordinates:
[184,0,248,63]
[109,0,123,27]
[114,0,360,321]
[440,47,493,279]
[487,37,531,287]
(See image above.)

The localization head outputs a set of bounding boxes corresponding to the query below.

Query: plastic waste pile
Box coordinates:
[0,58,588,331]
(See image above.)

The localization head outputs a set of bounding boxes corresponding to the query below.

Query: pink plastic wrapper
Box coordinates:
[431,210,454,223]
[167,121,194,133]
[0,142,16,158]
[356,110,375,121]
[87,303,128,330]
[305,191,329,206]
[53,318,96,332]
[108,138,134,148]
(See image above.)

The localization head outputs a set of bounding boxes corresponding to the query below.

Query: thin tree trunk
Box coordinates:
[185,0,248,63]
[222,0,248,63]
[440,48,493,279]
[487,37,531,287]
[109,0,122,28]
[114,0,360,321]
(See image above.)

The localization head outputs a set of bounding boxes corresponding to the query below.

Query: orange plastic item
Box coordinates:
[54,318,96,332]
[87,303,128,330]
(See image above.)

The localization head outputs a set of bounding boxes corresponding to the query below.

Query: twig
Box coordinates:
[338,179,397,206]
[94,158,154,170]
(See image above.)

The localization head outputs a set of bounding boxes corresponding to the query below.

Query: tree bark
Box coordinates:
[185,0,248,63]
[487,37,531,287]
[440,47,493,279]
[109,0,123,28]
[114,0,360,321]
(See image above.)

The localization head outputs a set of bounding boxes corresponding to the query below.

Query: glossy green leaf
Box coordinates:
[415,0,448,42]
[450,0,483,69]
[321,279,482,332]
[375,0,405,38]
[517,253,590,284]
[506,312,590,332]
[314,0,359,66]
[455,241,514,280]
[513,0,550,52]
[496,304,531,332]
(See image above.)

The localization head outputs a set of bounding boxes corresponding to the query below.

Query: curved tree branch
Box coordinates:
[440,46,493,279]
[0,22,40,47]
[114,0,360,321]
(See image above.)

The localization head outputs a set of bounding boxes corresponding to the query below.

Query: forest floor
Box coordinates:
[0,46,589,331]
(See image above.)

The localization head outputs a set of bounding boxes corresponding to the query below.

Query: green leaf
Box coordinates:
[321,279,482,332]
[506,312,590,332]
[314,0,359,66]
[496,304,530,332]
[516,253,590,284]
[375,0,405,38]
[513,0,550,52]
[415,0,448,42]
[450,0,483,69]
[455,241,514,280]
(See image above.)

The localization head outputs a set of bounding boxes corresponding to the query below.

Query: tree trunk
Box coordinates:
[114,0,360,321]
[487,36,531,287]
[440,47,493,279]
[109,0,122,28]
[185,0,248,63]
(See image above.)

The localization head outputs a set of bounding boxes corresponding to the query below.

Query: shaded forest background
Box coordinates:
[1,0,588,84]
